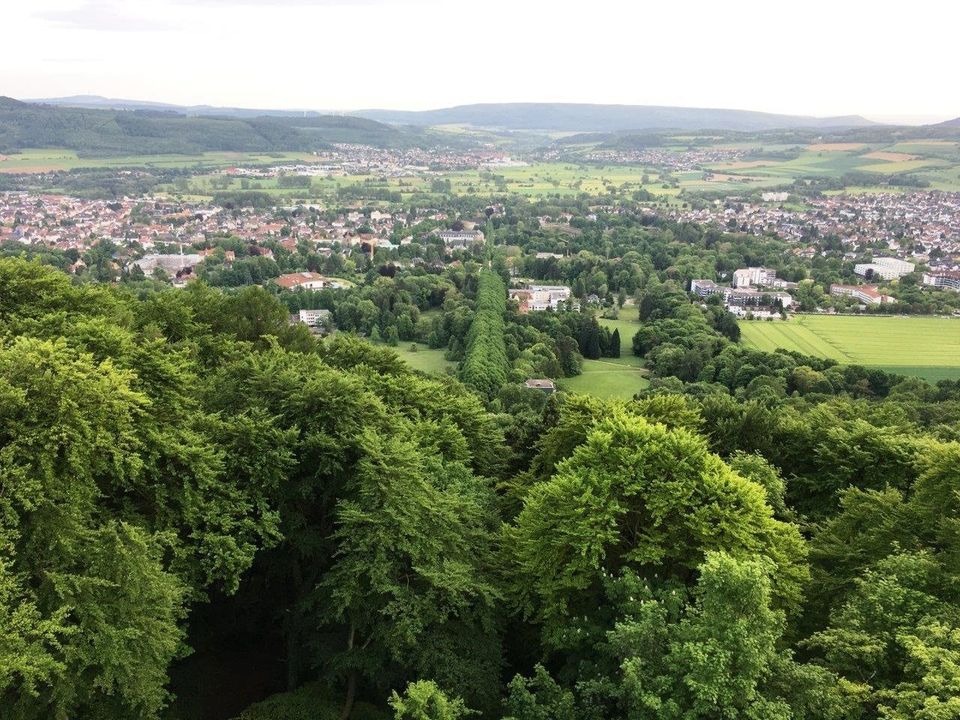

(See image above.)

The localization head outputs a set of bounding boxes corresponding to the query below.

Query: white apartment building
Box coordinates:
[732,267,778,288]
[853,257,915,280]
[922,271,960,291]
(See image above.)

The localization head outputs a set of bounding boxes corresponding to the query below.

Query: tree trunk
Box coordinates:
[339,624,357,720]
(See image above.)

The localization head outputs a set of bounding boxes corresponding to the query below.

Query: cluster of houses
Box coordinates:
[664,192,960,270]
[0,192,491,282]
[222,145,528,180]
[556,147,750,171]
[691,267,795,317]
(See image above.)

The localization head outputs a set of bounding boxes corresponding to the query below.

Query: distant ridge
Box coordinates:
[353,103,877,132]
[0,97,427,155]
[28,95,333,119]
[31,97,878,132]
[935,117,960,127]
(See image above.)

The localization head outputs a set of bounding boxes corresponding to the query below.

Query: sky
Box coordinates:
[3,0,958,123]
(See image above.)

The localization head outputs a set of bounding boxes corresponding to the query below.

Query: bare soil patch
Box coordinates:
[863,151,917,162]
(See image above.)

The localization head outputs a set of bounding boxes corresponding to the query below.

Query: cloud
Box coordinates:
[36,1,175,32]
[174,0,434,5]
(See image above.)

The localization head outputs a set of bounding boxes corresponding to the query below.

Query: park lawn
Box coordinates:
[740,315,960,382]
[559,354,649,400]
[391,343,455,375]
[598,315,642,344]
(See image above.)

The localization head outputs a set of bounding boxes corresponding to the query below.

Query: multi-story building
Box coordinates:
[274,272,348,290]
[830,284,897,305]
[690,279,793,310]
[509,284,572,312]
[732,267,778,288]
[922,270,960,291]
[690,279,727,297]
[438,229,485,249]
[853,257,915,280]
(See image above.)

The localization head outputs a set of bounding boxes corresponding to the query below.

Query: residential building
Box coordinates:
[134,253,203,275]
[690,279,727,297]
[854,257,915,280]
[438,229,485,249]
[274,272,348,291]
[733,267,778,288]
[297,308,332,327]
[830,284,897,305]
[922,270,960,291]
[509,284,572,312]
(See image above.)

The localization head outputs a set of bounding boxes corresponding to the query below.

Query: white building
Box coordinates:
[275,272,348,290]
[830,284,897,306]
[439,229,485,249]
[509,284,572,312]
[134,253,204,275]
[732,267,778,288]
[297,309,331,327]
[854,257,915,280]
[922,271,960,291]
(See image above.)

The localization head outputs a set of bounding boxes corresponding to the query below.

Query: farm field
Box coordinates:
[0,148,317,173]
[740,315,960,382]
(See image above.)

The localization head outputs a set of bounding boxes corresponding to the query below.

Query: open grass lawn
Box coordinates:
[740,315,960,382]
[390,343,455,375]
[559,354,650,400]
[598,314,642,342]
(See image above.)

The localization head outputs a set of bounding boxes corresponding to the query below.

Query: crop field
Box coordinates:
[740,315,960,382]
[704,142,960,191]
[0,148,317,174]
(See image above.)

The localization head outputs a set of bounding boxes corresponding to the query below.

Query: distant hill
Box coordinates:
[935,117,960,127]
[354,103,876,132]
[29,95,332,119]
[0,97,429,155]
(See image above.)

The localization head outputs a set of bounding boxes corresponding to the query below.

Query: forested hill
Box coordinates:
[355,102,876,132]
[0,97,426,155]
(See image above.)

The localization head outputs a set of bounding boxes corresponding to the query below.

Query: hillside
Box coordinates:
[0,97,425,155]
[29,95,333,119]
[355,102,876,132]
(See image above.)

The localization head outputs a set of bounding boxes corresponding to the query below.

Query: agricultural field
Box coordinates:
[740,315,960,382]
[0,148,317,173]
[706,140,960,192]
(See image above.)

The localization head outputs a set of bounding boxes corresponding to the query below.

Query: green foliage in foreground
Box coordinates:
[2,257,960,720]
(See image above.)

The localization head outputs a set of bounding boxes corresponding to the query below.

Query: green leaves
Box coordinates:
[461,272,509,398]
[509,410,807,630]
[389,680,473,720]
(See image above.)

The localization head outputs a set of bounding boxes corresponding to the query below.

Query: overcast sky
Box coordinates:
[4,0,957,123]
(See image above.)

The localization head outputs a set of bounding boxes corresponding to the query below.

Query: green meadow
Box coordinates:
[0,148,317,173]
[740,315,960,382]
[559,354,650,400]
[390,343,456,375]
